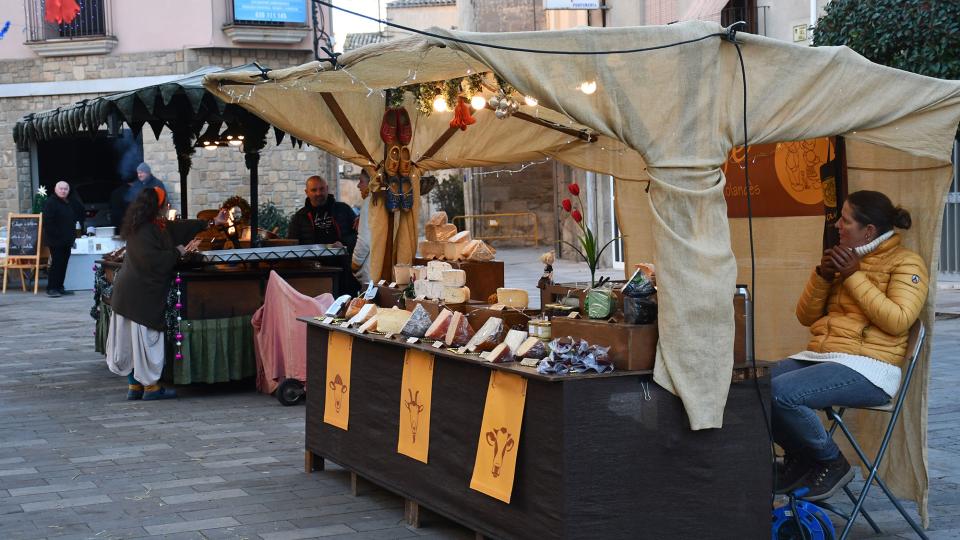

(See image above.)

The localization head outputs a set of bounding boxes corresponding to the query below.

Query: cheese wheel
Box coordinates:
[440,269,467,287]
[496,288,529,309]
[443,286,470,304]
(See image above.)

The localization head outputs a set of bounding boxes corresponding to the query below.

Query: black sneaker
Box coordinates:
[58,289,75,296]
[799,455,854,501]
[775,454,811,495]
[46,290,62,298]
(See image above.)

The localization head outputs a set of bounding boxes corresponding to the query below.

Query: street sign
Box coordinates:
[544,0,601,9]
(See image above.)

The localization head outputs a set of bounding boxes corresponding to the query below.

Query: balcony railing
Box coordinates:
[720,5,769,37]
[25,0,113,42]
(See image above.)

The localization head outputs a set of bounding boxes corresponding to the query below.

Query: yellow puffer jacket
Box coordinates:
[795,234,928,366]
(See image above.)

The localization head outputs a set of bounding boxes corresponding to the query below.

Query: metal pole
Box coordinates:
[245,151,260,247]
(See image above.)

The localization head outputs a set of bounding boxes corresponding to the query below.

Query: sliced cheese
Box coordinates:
[517,336,548,359]
[466,317,504,352]
[426,211,448,226]
[418,240,444,260]
[358,315,379,333]
[426,260,452,281]
[463,239,496,262]
[449,230,472,243]
[443,286,471,304]
[443,241,468,261]
[376,308,412,334]
[486,342,512,363]
[424,309,453,340]
[496,288,529,309]
[440,269,467,287]
[444,311,474,347]
[503,329,528,355]
[347,303,377,326]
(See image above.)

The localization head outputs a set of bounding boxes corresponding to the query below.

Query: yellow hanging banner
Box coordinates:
[397,349,435,463]
[469,370,527,503]
[323,331,353,430]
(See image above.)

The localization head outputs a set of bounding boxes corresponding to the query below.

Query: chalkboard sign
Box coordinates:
[7,214,41,257]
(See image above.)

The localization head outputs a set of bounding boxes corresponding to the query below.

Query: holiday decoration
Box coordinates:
[44,0,80,25]
[450,97,477,131]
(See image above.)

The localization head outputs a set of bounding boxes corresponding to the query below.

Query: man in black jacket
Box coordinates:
[286,176,357,251]
[42,181,84,297]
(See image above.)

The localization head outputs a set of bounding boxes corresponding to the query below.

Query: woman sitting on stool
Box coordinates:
[774,190,928,501]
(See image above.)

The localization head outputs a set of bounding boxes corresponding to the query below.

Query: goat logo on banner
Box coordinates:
[397,350,434,464]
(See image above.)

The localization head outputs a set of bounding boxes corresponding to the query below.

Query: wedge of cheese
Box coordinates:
[347,303,377,326]
[376,308,412,334]
[400,304,432,337]
[427,281,445,300]
[424,309,453,340]
[486,342,513,363]
[496,288,529,309]
[443,286,471,304]
[517,336,548,359]
[465,317,504,352]
[358,315,379,333]
[444,311,475,347]
[503,329,529,355]
[344,298,368,319]
[440,269,467,287]
[449,230,472,244]
[426,260,452,281]
[393,264,412,286]
[443,241,469,261]
[463,239,496,262]
[426,211,448,227]
[418,240,444,260]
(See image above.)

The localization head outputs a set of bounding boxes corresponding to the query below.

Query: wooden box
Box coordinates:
[376,285,406,309]
[550,317,658,372]
[413,259,504,302]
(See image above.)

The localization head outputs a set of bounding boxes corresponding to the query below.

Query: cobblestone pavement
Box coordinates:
[0,285,958,539]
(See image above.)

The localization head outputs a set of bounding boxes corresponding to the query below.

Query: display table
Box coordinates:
[64,236,124,291]
[302,319,771,539]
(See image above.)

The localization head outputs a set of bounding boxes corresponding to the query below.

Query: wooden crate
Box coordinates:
[550,318,657,371]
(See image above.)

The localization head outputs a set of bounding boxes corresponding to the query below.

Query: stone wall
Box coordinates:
[0,47,342,225]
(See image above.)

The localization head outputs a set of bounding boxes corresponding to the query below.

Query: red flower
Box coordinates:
[561,198,572,212]
[571,209,583,223]
[568,183,580,196]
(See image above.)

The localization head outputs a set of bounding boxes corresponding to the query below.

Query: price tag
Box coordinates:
[378,279,386,286]
[322,317,333,324]
[388,282,397,288]
[406,336,419,344]
[340,321,351,328]
[384,333,394,339]
[567,311,580,319]
[456,346,468,354]
[432,340,445,349]
[489,304,506,311]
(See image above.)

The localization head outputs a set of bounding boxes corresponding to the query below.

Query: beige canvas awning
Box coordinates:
[205,22,960,523]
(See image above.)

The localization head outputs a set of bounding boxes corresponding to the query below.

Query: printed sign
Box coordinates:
[323,332,353,430]
[470,371,527,503]
[233,0,306,23]
[397,350,434,463]
[722,137,840,218]
[544,0,600,8]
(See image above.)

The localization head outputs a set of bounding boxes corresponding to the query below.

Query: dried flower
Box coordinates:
[571,209,583,223]
[567,183,580,196]
[561,198,572,212]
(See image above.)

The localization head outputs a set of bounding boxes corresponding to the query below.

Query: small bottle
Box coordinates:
[75,221,82,238]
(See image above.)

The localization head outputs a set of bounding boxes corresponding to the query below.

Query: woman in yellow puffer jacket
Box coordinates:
[772,190,928,502]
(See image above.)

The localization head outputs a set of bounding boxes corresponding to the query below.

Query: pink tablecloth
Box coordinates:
[251,271,333,394]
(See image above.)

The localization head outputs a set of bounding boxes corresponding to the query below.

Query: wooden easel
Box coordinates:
[3,213,45,294]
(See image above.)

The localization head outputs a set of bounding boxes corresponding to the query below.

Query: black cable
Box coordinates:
[313,0,726,56]
[731,31,777,505]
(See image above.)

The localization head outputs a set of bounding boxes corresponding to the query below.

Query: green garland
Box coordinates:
[385,72,517,116]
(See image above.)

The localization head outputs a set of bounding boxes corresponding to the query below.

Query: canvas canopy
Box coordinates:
[205,21,960,523]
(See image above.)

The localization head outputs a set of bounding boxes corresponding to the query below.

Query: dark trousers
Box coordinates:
[47,245,72,292]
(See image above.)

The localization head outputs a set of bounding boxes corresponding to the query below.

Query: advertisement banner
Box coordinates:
[233,0,306,23]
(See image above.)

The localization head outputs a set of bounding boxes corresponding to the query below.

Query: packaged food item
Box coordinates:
[325,294,352,317]
[537,337,613,375]
[465,317,504,352]
[444,311,475,347]
[585,287,614,319]
[347,303,377,327]
[622,268,657,325]
[503,329,528,355]
[516,336,548,359]
[344,298,367,319]
[400,304,433,337]
[424,309,453,340]
[485,342,513,363]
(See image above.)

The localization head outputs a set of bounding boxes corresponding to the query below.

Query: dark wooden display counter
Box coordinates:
[302,319,771,539]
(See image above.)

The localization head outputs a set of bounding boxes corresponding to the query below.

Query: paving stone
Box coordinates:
[144,516,241,535]
[160,488,248,505]
[21,493,112,512]
[259,523,357,540]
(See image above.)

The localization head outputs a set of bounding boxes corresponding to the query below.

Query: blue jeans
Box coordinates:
[772,359,891,462]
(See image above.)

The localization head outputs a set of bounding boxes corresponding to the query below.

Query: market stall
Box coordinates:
[205,21,960,523]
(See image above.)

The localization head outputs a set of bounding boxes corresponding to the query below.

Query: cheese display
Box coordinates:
[496,288,529,309]
[465,317,504,352]
[449,230,472,244]
[444,311,475,347]
[486,342,513,363]
[503,329,529,355]
[418,240,444,260]
[344,298,368,319]
[435,223,458,241]
[376,308,413,334]
[441,269,467,287]
[412,265,428,281]
[424,309,454,340]
[426,211,448,227]
[443,286,471,304]
[462,239,496,262]
[426,260,453,281]
[358,315,379,333]
[324,294,352,317]
[443,242,469,261]
[347,303,377,326]
[517,336,548,359]
[393,264,412,286]
[400,304,432,337]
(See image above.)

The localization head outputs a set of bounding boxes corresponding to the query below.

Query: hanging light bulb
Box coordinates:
[470,94,487,111]
[203,140,217,151]
[579,81,597,95]
[524,95,538,107]
[432,95,449,113]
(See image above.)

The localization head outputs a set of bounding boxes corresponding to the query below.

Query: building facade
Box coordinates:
[1,0,336,227]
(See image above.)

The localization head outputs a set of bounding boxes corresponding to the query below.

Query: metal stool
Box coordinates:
[816,320,928,540]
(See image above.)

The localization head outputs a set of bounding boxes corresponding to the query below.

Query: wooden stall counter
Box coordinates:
[301,318,771,540]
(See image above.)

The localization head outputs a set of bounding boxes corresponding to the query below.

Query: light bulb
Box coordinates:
[432,95,448,113]
[470,95,487,110]
[579,81,597,95]
[524,95,538,106]
[204,142,217,151]
[229,139,242,146]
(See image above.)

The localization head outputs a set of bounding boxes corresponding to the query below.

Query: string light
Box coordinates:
[470,95,487,110]
[174,273,184,361]
[524,96,539,106]
[471,158,551,178]
[579,81,597,95]
[432,95,449,113]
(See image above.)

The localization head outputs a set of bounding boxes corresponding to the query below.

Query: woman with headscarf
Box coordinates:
[773,190,928,501]
[106,187,226,400]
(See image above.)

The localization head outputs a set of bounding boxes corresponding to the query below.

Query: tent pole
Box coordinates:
[245,151,260,247]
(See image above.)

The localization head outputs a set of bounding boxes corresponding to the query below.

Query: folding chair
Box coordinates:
[816,320,928,540]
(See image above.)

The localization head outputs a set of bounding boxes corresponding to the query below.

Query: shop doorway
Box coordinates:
[35,130,142,228]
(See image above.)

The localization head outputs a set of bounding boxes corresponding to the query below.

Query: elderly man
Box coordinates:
[42,181,84,297]
[125,162,167,204]
[287,175,357,250]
